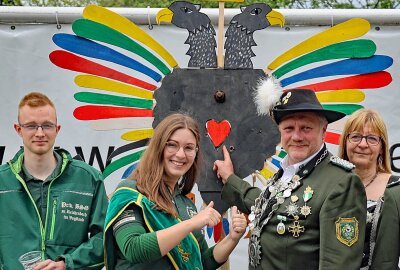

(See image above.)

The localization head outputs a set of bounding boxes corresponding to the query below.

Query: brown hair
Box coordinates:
[338,109,391,173]
[130,113,202,217]
[18,92,56,121]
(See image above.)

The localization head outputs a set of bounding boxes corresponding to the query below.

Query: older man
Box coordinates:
[214,89,366,269]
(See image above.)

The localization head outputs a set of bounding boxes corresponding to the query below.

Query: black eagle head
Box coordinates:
[156,1,211,33]
[231,3,284,34]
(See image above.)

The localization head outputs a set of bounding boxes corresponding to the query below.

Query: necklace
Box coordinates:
[364,172,379,188]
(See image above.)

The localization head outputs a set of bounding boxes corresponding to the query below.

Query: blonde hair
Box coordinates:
[130,113,201,217]
[338,109,391,173]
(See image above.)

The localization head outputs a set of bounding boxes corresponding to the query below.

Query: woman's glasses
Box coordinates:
[347,133,381,146]
[165,141,198,157]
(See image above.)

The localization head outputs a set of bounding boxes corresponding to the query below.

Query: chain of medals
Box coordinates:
[248,149,327,267]
[363,198,383,269]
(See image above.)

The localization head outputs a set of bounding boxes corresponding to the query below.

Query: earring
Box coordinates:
[378,155,383,166]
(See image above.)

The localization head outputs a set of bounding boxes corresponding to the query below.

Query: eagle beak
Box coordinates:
[266,10,285,27]
[156,8,174,25]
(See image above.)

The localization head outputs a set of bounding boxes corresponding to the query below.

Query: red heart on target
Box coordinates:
[206,119,231,148]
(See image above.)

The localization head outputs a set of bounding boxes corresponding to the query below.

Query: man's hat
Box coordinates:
[272,89,346,124]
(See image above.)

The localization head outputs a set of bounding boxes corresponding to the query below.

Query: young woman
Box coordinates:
[338,109,399,269]
[104,113,247,270]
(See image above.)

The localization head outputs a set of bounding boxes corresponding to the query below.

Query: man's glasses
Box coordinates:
[347,133,381,146]
[19,123,57,132]
[165,141,198,157]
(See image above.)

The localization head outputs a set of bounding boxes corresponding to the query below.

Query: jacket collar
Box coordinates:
[9,148,72,176]
[273,144,329,182]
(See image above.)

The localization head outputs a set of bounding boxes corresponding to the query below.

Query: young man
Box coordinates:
[214,89,367,269]
[0,92,108,269]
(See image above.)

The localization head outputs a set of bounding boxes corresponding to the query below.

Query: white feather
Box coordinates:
[253,75,283,116]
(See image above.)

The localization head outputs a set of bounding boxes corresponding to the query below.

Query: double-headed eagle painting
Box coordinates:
[49,2,393,230]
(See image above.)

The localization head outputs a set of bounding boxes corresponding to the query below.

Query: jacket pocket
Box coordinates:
[47,190,94,246]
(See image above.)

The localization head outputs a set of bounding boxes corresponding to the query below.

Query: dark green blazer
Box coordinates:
[371,178,400,270]
[222,152,367,270]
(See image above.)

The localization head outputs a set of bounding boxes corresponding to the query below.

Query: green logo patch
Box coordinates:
[335,217,359,247]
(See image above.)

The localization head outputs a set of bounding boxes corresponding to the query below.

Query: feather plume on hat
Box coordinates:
[253,75,283,116]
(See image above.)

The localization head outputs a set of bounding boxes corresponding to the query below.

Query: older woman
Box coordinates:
[104,113,247,270]
[339,109,399,269]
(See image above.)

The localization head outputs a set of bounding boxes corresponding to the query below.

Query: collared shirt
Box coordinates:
[280,144,324,184]
[21,152,63,222]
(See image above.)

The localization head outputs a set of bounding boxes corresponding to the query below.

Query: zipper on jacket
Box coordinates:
[49,198,57,240]
[43,152,70,256]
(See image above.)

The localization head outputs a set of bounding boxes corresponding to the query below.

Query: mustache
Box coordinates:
[288,142,308,146]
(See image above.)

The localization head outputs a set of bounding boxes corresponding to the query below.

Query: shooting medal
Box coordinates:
[300,205,312,217]
[269,185,277,197]
[277,194,285,204]
[285,202,299,217]
[283,189,292,198]
[276,215,286,235]
[301,186,314,218]
[288,216,305,238]
[303,186,314,202]
[249,233,262,267]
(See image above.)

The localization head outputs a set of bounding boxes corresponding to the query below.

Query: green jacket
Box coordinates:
[105,180,221,270]
[222,150,367,270]
[0,148,108,270]
[370,178,400,270]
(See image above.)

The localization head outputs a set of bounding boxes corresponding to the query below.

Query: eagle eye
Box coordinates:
[250,8,262,15]
[180,7,193,13]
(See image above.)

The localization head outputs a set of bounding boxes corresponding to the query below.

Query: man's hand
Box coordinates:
[213,145,234,184]
[34,259,66,270]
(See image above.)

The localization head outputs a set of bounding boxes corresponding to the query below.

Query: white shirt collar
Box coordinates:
[280,144,324,184]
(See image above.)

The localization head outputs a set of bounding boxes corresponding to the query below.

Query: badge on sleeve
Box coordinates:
[335,217,359,247]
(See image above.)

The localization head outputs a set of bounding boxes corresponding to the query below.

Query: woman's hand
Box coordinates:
[229,206,247,241]
[189,201,221,231]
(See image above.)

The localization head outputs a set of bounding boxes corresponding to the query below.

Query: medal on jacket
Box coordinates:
[249,233,262,267]
[249,176,281,267]
[303,186,313,201]
[300,186,313,218]
[300,205,312,217]
[285,202,299,216]
[249,148,329,266]
[276,215,286,235]
[288,216,305,237]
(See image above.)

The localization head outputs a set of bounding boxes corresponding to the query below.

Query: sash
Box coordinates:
[104,186,203,270]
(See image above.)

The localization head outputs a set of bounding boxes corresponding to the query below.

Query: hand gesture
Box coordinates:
[34,259,66,270]
[213,145,234,184]
[229,206,247,241]
[190,201,221,231]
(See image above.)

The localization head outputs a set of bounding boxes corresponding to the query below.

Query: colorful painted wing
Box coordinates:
[266,18,393,145]
[260,145,286,180]
[49,5,178,178]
